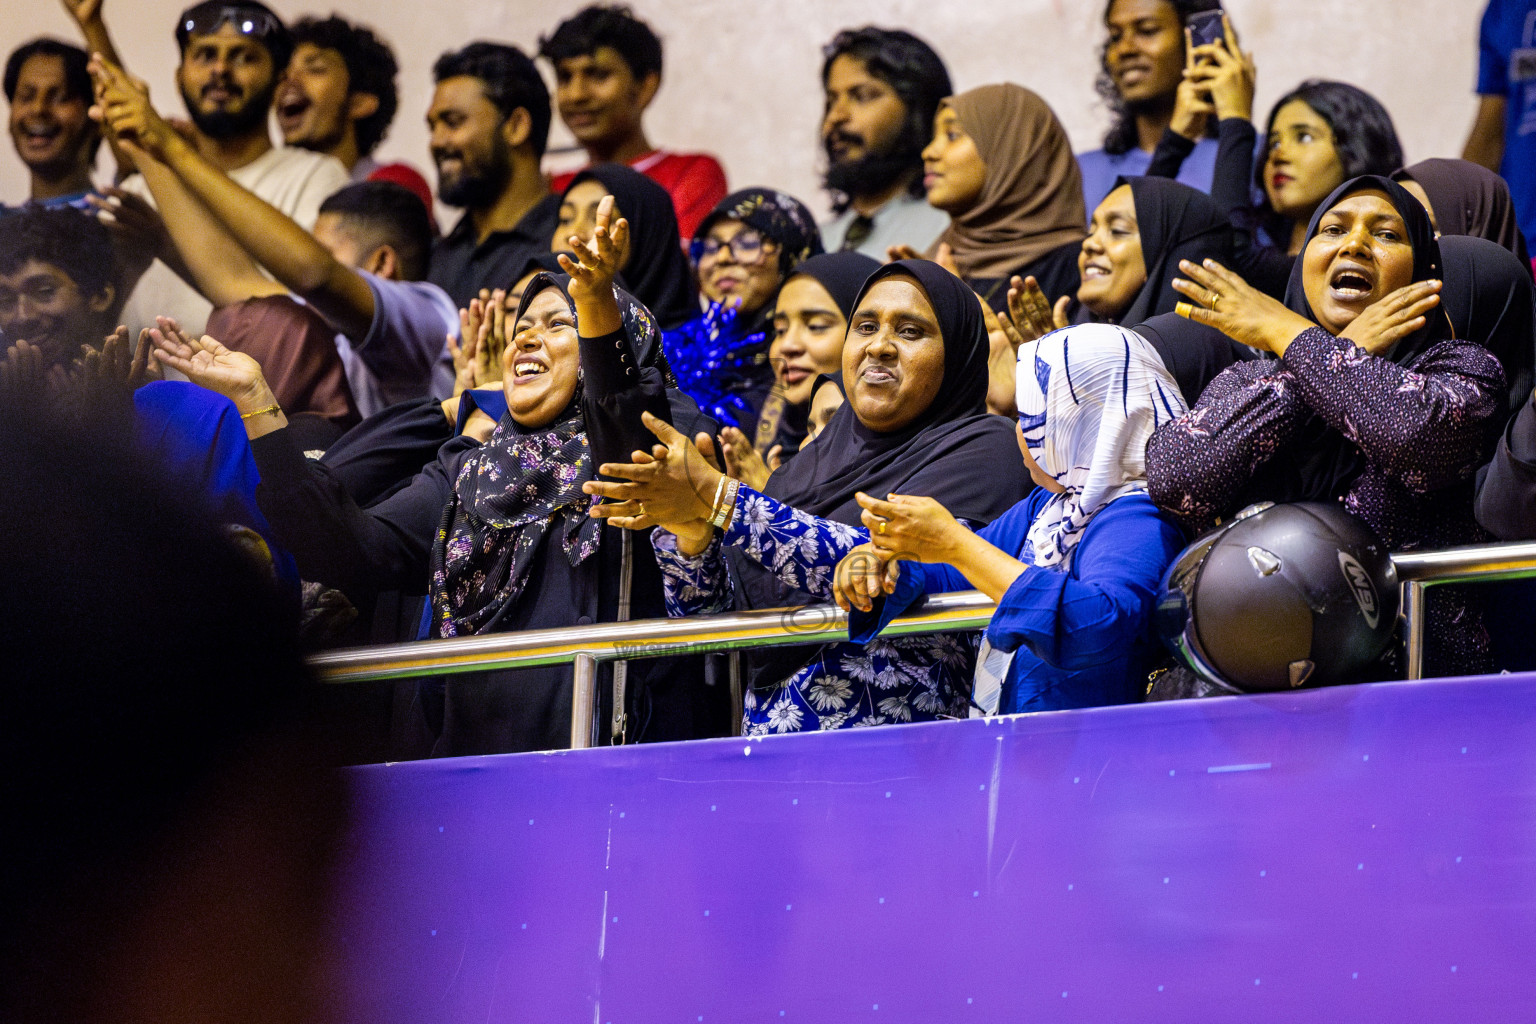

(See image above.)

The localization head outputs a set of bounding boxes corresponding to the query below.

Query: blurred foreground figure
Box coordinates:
[0,406,347,1024]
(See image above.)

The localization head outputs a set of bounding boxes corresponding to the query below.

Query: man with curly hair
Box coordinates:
[276,15,435,221]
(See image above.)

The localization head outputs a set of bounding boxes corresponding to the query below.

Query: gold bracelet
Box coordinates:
[239,403,282,420]
[707,474,728,520]
[710,479,740,529]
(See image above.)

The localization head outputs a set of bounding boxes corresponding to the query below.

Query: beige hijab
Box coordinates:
[934,83,1087,279]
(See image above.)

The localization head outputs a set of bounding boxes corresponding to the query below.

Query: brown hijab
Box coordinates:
[934,83,1087,279]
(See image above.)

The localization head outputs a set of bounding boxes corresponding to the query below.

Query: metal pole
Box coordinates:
[571,653,598,750]
[728,651,743,737]
[1403,582,1427,681]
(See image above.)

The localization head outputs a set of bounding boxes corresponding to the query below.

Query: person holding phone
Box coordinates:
[1077,0,1226,216]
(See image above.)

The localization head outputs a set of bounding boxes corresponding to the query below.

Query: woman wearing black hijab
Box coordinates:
[1011,176,1257,405]
[154,199,717,754]
[586,260,1029,733]
[1146,176,1508,676]
[746,250,882,467]
[1393,158,1530,268]
[556,164,698,331]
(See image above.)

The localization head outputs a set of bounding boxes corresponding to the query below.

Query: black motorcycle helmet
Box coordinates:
[1156,502,1399,692]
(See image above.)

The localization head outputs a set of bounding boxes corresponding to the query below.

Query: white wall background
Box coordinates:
[2,0,1487,221]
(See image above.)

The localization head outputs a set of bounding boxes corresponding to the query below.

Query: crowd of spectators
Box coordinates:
[6,0,1536,759]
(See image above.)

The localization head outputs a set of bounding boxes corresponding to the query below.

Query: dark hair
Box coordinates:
[289,16,398,158]
[4,37,91,104]
[1095,0,1215,156]
[1255,79,1405,233]
[0,206,115,299]
[538,4,662,80]
[175,1,293,72]
[432,42,552,159]
[318,181,433,281]
[3,38,102,163]
[820,27,952,202]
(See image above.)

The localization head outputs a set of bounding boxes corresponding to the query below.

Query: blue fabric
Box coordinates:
[134,381,300,595]
[653,486,976,733]
[1477,0,1536,248]
[454,387,507,435]
[1077,139,1220,220]
[850,490,1184,714]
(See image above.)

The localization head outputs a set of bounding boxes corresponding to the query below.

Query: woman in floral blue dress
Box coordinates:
[586,260,1029,733]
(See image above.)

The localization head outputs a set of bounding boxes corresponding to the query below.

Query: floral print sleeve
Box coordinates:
[650,528,731,617]
[1145,359,1310,530]
[1279,328,1507,493]
[721,486,867,600]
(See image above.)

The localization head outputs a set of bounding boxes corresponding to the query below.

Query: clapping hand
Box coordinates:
[719,424,780,490]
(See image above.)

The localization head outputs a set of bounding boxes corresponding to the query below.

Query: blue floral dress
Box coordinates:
[652,486,977,734]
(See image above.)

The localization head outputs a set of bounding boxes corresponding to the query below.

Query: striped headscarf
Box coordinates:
[1017,323,1186,569]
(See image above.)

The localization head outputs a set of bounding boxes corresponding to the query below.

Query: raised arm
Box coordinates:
[91,55,375,339]
[558,195,673,467]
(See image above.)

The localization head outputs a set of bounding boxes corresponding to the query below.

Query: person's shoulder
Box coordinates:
[649,151,725,173]
[357,271,457,316]
[1087,491,1185,544]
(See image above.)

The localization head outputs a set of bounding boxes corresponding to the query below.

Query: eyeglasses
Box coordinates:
[691,229,773,266]
[181,5,285,43]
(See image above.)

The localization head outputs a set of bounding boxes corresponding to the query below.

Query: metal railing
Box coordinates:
[307,541,1536,749]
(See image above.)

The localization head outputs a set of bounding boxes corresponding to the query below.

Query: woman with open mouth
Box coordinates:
[585,260,1029,734]
[1145,176,1509,678]
[152,196,716,755]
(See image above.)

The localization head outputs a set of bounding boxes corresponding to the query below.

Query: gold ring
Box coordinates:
[879,520,888,535]
[637,502,646,516]
[1210,293,1221,310]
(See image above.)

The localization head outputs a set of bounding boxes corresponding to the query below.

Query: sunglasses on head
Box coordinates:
[182,5,284,42]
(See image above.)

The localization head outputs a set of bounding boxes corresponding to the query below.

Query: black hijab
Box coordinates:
[1439,233,1536,414]
[1270,175,1451,502]
[763,259,1027,526]
[737,259,1027,685]
[755,251,882,455]
[427,273,672,637]
[565,164,698,332]
[1394,158,1531,267]
[1120,176,1239,327]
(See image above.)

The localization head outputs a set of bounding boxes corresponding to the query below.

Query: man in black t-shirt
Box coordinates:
[426,42,560,308]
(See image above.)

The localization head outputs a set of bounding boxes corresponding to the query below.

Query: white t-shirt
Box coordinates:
[119,145,351,336]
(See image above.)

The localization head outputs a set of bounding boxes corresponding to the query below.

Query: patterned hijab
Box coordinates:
[693,187,824,280]
[936,84,1086,280]
[1017,323,1186,569]
[427,273,666,637]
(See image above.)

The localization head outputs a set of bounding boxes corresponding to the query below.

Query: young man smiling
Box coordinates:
[540,5,726,238]
[3,39,101,212]
[108,0,350,336]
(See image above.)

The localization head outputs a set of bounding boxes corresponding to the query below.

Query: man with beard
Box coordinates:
[426,42,559,309]
[539,5,727,238]
[275,16,436,222]
[3,40,102,212]
[112,1,349,336]
[0,206,117,369]
[817,27,952,259]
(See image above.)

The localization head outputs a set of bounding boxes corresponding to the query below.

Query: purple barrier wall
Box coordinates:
[331,673,1536,1022]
